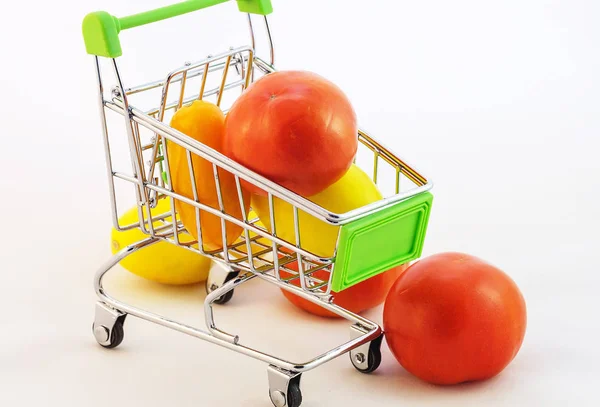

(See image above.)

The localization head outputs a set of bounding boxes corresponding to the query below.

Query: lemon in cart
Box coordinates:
[111,199,211,285]
[252,164,382,259]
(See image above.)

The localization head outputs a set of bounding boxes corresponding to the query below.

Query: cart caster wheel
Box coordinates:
[93,302,126,349]
[205,279,235,304]
[205,265,240,305]
[270,381,302,407]
[93,319,124,349]
[350,327,383,374]
[267,366,302,407]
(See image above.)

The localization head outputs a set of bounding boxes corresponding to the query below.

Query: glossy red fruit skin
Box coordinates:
[383,252,527,385]
[223,70,358,196]
[281,263,408,318]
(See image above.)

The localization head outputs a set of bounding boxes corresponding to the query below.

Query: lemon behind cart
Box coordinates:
[82,1,433,406]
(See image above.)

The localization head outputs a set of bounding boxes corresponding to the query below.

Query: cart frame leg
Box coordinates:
[93,237,384,404]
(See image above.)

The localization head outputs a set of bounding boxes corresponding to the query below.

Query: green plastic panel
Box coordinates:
[237,0,273,14]
[83,0,273,58]
[331,192,433,292]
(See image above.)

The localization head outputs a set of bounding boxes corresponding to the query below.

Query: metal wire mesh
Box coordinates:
[101,47,429,297]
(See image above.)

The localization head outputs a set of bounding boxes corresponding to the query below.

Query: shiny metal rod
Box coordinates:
[95,241,381,374]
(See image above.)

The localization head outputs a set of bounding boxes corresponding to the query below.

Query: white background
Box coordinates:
[1,0,599,406]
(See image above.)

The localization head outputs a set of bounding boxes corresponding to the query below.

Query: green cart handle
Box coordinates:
[83,0,273,58]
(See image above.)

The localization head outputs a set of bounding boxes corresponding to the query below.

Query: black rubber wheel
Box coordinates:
[286,381,303,407]
[93,318,125,349]
[205,270,239,305]
[213,288,235,305]
[352,334,383,374]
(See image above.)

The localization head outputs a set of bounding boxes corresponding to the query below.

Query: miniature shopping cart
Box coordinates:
[82,1,433,406]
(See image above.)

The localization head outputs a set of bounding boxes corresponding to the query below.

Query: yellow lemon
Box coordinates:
[251,164,382,258]
[111,199,211,285]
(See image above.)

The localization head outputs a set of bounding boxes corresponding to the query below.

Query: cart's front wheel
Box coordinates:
[205,279,235,304]
[93,302,127,349]
[350,333,383,374]
[205,267,240,305]
[92,318,125,349]
[267,366,303,407]
[269,378,302,407]
[285,381,302,407]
